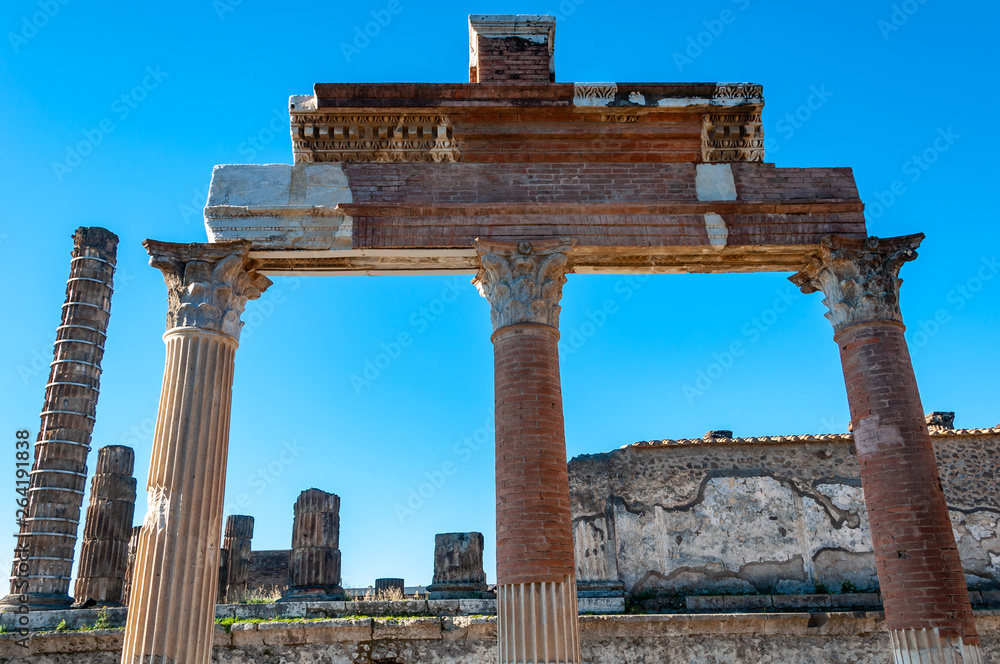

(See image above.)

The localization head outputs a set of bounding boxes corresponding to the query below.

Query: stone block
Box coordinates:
[686,594,771,612]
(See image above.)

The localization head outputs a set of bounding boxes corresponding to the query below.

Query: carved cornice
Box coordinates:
[144,240,272,341]
[473,239,575,332]
[291,112,461,165]
[702,112,764,162]
[790,234,923,333]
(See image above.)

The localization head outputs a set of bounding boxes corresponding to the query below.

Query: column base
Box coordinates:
[427,582,492,600]
[498,577,581,664]
[278,586,347,602]
[0,593,73,612]
[890,628,984,664]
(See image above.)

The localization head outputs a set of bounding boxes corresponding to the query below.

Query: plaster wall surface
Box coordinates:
[568,432,1000,597]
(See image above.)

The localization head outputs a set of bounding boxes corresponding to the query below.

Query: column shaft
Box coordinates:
[4,227,118,610]
[218,515,254,604]
[121,330,236,664]
[838,322,979,659]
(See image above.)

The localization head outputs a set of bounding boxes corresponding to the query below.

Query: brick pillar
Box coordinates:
[280,489,346,602]
[474,238,581,664]
[792,234,982,663]
[2,227,118,611]
[73,445,136,607]
[469,15,556,83]
[121,526,141,607]
[218,515,254,604]
[121,241,270,664]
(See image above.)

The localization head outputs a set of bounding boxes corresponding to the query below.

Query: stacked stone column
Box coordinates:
[73,445,136,606]
[121,241,270,664]
[792,234,982,663]
[281,489,346,601]
[427,532,488,599]
[218,515,254,604]
[121,526,141,607]
[474,239,581,664]
[2,227,118,611]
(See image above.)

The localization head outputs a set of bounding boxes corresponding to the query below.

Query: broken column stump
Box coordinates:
[279,489,345,601]
[427,532,489,599]
[218,515,254,604]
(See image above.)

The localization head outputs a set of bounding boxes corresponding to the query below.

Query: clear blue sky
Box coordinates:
[1,0,997,590]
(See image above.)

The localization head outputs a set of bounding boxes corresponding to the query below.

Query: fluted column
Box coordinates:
[280,489,345,601]
[792,235,981,663]
[217,515,254,604]
[122,526,141,607]
[473,239,581,664]
[121,240,270,664]
[2,227,118,611]
[73,445,136,606]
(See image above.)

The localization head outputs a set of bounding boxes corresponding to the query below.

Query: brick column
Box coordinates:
[2,227,118,611]
[474,238,581,664]
[792,234,982,663]
[73,445,136,607]
[121,241,270,664]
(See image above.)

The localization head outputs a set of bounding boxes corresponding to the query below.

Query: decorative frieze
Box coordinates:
[144,240,272,342]
[790,234,923,333]
[574,83,618,106]
[714,83,764,102]
[701,112,764,162]
[473,239,575,332]
[290,113,461,165]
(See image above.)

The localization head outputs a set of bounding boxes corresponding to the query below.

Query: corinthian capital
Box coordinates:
[473,239,575,332]
[790,234,923,333]
[144,240,272,341]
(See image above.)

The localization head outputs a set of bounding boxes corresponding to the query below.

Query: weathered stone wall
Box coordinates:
[246,550,290,596]
[6,612,1000,663]
[568,430,1000,597]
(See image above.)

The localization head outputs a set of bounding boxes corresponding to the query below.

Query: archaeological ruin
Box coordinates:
[3,13,999,664]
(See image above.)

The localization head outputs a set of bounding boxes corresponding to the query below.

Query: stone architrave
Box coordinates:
[218,515,254,604]
[2,227,118,612]
[121,526,141,607]
[792,234,982,663]
[121,240,270,664]
[427,532,488,599]
[280,489,346,602]
[473,238,582,664]
[73,445,137,607]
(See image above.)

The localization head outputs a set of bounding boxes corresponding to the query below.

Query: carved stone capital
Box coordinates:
[790,234,923,333]
[144,240,272,341]
[473,239,575,332]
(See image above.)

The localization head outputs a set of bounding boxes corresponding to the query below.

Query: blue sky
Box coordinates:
[1,0,997,590]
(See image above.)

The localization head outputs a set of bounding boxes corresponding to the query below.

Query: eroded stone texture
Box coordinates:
[245,550,290,597]
[427,533,488,599]
[217,516,254,604]
[2,227,118,612]
[121,526,141,607]
[281,489,345,602]
[73,446,136,607]
[570,431,1000,598]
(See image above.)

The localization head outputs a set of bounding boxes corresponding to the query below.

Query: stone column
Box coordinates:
[73,446,136,606]
[427,532,488,599]
[474,239,581,664]
[375,578,405,596]
[121,240,270,664]
[217,515,254,604]
[2,227,118,611]
[792,234,982,663]
[121,526,141,607]
[280,489,346,601]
